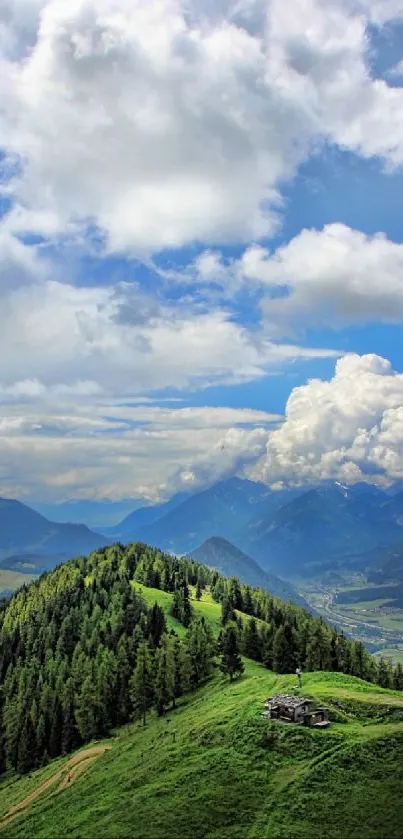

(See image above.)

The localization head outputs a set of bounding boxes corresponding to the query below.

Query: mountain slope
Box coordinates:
[0,497,108,563]
[189,536,309,608]
[368,541,403,584]
[132,477,293,553]
[105,490,191,539]
[2,664,403,839]
[243,486,403,577]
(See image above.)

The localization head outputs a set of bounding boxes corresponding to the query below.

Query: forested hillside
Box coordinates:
[0,541,402,778]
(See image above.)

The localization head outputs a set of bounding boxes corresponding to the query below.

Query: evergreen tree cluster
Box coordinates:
[0,543,214,776]
[0,541,401,777]
[213,574,403,690]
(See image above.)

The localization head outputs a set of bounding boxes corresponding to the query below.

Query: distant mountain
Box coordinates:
[104,491,192,539]
[368,542,403,584]
[239,485,403,578]
[114,478,403,578]
[189,536,310,608]
[0,498,109,566]
[379,491,403,526]
[133,477,283,554]
[30,498,145,527]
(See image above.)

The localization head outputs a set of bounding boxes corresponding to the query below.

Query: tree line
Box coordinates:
[0,541,401,777]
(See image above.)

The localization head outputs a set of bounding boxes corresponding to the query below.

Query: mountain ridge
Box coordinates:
[0,496,109,563]
[189,536,309,608]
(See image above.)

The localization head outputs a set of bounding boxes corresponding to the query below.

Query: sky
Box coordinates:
[1,0,403,505]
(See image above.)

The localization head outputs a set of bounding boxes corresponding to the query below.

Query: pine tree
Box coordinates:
[261,624,274,670]
[61,678,78,755]
[220,623,244,682]
[74,676,98,742]
[147,604,167,649]
[377,657,392,689]
[179,643,192,695]
[221,597,236,626]
[17,714,37,774]
[228,578,243,610]
[186,617,214,686]
[273,623,297,673]
[393,662,403,691]
[195,580,202,601]
[154,635,175,715]
[130,641,154,726]
[36,714,47,764]
[242,617,261,661]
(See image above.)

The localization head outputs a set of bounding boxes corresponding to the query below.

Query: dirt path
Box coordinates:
[0,746,111,831]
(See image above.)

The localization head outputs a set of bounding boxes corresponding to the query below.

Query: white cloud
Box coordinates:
[388,59,403,79]
[250,353,403,487]
[0,401,277,501]
[239,223,403,333]
[1,0,403,254]
[0,277,338,394]
[0,220,47,291]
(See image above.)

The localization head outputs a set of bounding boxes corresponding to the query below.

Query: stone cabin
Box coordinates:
[262,693,330,728]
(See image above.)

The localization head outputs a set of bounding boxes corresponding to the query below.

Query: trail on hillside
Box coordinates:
[0,746,111,831]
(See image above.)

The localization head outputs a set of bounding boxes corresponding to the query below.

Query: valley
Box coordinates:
[299,579,403,662]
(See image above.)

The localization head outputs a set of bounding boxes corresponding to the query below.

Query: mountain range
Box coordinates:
[0,497,109,570]
[4,476,403,587]
[99,478,403,581]
[30,498,145,527]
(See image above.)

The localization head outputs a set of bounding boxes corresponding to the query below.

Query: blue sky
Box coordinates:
[1,0,403,505]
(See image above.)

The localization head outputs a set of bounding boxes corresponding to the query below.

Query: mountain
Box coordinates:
[189,536,309,608]
[104,491,192,539]
[379,491,403,526]
[241,485,403,578]
[132,477,301,553]
[368,541,403,584]
[0,497,109,565]
[109,478,403,579]
[1,541,403,839]
[29,498,145,527]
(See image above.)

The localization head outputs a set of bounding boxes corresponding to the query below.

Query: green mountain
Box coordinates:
[0,542,402,838]
[190,536,309,608]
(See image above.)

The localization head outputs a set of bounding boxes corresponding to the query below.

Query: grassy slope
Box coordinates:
[2,589,403,839]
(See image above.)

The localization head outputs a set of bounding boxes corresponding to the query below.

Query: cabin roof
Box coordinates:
[264,693,311,710]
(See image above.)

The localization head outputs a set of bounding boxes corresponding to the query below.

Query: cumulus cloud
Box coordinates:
[0,0,403,254]
[250,353,403,487]
[239,223,403,333]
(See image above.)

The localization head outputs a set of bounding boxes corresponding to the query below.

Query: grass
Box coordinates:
[3,586,403,839]
[3,665,403,839]
[132,582,265,638]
